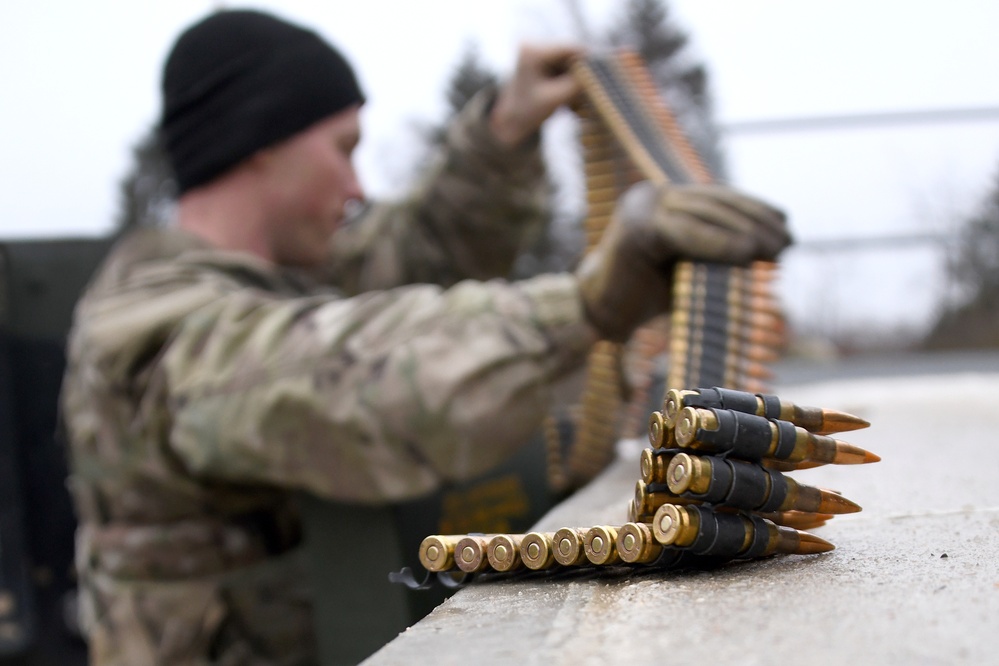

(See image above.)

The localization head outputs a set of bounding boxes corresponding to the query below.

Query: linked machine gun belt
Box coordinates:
[551,49,789,493]
[399,50,880,590]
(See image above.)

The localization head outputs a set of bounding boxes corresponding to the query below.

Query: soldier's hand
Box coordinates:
[576,181,791,342]
[640,182,791,263]
[490,43,583,146]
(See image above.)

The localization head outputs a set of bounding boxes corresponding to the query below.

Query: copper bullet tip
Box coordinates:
[795,531,836,554]
[818,408,871,434]
[767,511,834,530]
[831,440,881,465]
[817,490,863,515]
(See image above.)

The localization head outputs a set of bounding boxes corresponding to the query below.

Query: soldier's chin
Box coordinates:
[279,241,330,268]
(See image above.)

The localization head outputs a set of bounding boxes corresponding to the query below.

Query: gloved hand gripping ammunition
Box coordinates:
[576,182,791,343]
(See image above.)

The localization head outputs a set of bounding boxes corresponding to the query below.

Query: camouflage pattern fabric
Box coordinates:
[61,88,596,664]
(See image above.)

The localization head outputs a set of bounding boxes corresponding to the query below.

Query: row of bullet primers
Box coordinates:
[419,386,877,576]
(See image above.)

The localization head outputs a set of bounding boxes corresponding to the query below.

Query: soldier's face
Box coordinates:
[258,105,365,266]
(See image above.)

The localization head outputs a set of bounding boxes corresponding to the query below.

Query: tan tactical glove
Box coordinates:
[490,44,583,146]
[576,181,792,342]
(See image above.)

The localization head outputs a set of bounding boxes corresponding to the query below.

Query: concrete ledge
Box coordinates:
[364,366,999,665]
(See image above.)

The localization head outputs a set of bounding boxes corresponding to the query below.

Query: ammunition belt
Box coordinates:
[407,387,877,586]
[552,50,785,494]
[405,55,880,592]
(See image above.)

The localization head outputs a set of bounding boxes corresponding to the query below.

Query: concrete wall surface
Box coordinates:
[364,357,999,666]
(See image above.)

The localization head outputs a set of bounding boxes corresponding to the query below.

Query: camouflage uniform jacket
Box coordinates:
[61,90,595,664]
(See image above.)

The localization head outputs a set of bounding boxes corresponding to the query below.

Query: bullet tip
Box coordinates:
[818,491,863,515]
[820,408,871,434]
[832,441,881,465]
[796,531,836,554]
[769,510,833,530]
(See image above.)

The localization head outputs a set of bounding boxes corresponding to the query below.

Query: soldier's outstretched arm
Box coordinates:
[157,273,595,503]
[161,180,789,502]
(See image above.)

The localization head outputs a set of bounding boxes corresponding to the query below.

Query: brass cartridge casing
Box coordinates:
[617,522,663,564]
[419,535,463,572]
[552,527,590,567]
[628,498,659,524]
[656,504,753,557]
[487,534,525,573]
[648,411,672,448]
[665,452,711,496]
[654,504,835,557]
[675,406,879,465]
[454,535,492,573]
[521,532,557,570]
[669,386,870,434]
[640,448,675,485]
[634,480,696,517]
[675,406,718,448]
[584,525,621,566]
[653,504,700,547]
[674,407,749,451]
[663,388,697,429]
[666,450,861,515]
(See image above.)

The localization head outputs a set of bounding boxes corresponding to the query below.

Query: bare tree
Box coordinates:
[924,166,999,349]
[421,42,498,148]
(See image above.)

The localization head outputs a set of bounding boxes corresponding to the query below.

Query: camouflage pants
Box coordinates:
[79,548,318,665]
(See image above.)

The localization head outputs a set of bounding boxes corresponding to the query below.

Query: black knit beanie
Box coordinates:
[160,9,365,194]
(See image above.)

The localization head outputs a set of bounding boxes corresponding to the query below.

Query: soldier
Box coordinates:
[60,8,790,665]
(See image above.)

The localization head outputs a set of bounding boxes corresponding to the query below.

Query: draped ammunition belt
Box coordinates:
[398,52,880,592]
[553,50,784,492]
[404,388,876,585]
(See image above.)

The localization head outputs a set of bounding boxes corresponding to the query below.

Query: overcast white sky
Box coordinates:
[3,0,999,335]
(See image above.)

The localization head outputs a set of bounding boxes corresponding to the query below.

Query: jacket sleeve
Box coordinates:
[325,86,553,293]
[161,271,594,504]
